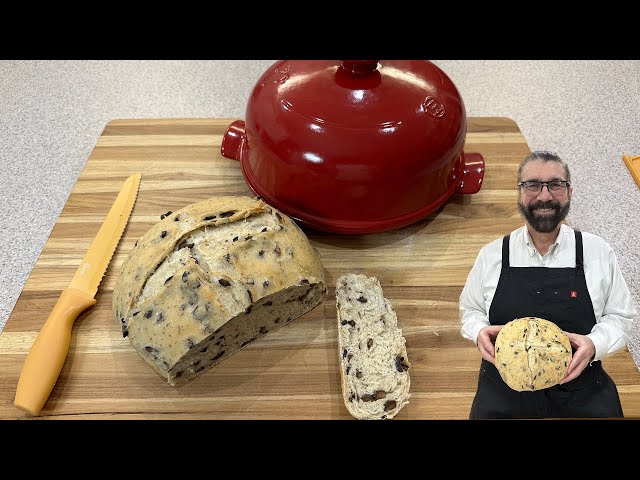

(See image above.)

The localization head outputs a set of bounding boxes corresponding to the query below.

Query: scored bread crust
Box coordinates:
[112,195,326,385]
[494,317,572,391]
[336,274,411,420]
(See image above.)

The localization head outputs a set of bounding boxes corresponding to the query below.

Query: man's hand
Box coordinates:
[477,325,503,364]
[559,332,596,384]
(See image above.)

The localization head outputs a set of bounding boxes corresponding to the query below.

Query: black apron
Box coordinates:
[469,230,623,419]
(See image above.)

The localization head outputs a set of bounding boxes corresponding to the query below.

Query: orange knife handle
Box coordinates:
[14,288,96,416]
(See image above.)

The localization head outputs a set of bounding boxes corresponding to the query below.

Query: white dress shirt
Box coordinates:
[459,223,638,362]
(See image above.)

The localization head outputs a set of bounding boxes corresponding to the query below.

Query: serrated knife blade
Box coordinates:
[14,173,141,416]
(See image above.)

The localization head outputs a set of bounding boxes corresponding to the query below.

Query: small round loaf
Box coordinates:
[495,317,572,391]
[112,195,326,385]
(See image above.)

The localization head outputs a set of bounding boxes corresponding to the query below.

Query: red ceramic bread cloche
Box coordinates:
[221,60,484,234]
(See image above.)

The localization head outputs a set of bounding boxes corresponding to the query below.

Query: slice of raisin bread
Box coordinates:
[112,195,327,386]
[336,274,411,420]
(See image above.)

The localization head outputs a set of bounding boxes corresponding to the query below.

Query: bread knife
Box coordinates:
[14,173,141,416]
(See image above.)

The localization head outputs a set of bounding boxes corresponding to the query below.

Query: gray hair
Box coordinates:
[517,150,571,183]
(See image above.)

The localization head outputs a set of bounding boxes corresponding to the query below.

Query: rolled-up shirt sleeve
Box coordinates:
[588,246,638,362]
[460,247,491,345]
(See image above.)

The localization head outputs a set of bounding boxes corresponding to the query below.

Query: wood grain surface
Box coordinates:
[2,117,639,420]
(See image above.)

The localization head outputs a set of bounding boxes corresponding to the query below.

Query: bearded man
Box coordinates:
[459,151,638,418]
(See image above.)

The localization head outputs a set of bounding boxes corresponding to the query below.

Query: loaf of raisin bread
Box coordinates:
[112,195,327,386]
[336,274,411,420]
[495,317,572,391]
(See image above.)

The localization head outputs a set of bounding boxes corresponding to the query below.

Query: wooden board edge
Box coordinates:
[623,155,640,189]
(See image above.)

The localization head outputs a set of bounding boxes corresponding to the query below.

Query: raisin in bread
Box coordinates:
[495,317,572,391]
[336,274,411,420]
[112,195,327,386]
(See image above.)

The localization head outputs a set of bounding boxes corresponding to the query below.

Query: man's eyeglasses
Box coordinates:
[517,180,571,196]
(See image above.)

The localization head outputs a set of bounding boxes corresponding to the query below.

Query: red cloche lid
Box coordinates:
[222,60,483,234]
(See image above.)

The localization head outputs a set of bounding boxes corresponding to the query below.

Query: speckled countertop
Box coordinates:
[1,60,639,367]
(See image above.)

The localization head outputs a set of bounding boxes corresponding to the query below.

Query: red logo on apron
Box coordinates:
[570,291,578,298]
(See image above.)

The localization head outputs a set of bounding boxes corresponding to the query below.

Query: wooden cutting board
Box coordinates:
[2,117,639,419]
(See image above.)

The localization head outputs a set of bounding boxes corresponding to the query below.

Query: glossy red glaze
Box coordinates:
[222,60,484,234]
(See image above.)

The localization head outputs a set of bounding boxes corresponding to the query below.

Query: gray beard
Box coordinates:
[518,199,570,233]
